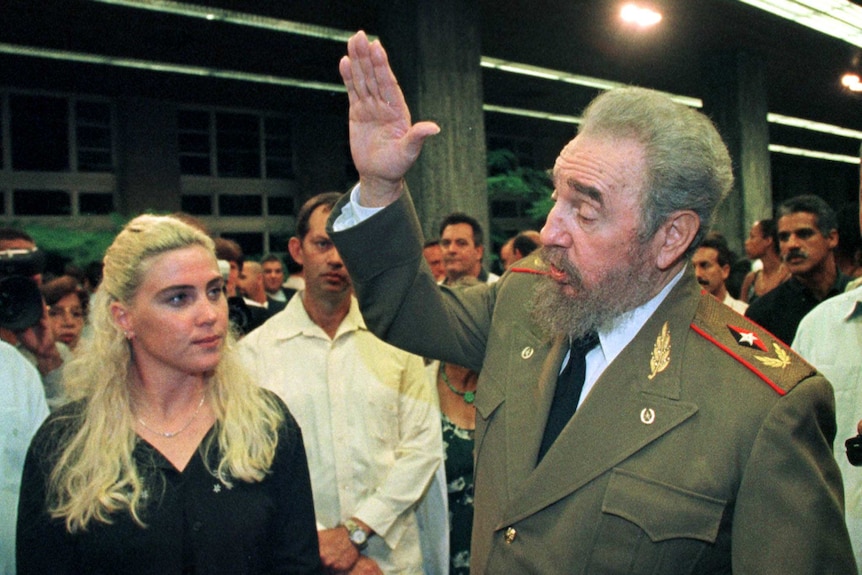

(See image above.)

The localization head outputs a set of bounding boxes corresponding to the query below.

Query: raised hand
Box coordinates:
[339,31,440,207]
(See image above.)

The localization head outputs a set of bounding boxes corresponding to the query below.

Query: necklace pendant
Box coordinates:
[464,391,475,404]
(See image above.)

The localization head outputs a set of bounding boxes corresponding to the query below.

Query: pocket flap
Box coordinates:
[602,468,726,543]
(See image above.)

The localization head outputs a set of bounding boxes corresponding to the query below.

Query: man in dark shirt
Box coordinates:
[746,194,849,343]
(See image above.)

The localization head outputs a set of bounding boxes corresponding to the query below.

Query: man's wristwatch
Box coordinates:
[343,518,368,550]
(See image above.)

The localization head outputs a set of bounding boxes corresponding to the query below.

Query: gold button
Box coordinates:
[505,527,517,543]
[521,346,534,359]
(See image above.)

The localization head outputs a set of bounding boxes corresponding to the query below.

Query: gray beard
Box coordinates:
[530,245,659,341]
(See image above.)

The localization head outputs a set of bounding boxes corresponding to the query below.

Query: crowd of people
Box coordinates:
[2,29,861,575]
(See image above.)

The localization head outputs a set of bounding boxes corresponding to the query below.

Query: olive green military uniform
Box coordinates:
[329,192,855,574]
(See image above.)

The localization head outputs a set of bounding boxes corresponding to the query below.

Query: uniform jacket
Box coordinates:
[329,192,855,574]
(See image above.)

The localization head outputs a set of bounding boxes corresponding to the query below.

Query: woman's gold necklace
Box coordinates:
[439,362,476,404]
[136,393,206,439]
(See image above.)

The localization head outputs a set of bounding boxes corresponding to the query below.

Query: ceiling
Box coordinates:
[0,0,860,158]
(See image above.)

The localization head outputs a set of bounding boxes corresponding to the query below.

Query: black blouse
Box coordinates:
[16,394,322,575]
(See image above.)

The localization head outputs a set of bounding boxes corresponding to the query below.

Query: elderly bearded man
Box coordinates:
[327,32,854,574]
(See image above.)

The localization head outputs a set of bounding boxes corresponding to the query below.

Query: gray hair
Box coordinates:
[578,87,734,257]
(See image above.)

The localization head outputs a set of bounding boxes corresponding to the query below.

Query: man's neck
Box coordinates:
[794,257,839,300]
[301,291,351,338]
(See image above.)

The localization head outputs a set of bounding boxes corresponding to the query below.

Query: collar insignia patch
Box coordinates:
[648,322,671,380]
[727,324,768,351]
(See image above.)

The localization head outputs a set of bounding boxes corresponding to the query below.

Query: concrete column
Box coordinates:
[379,0,489,244]
[701,50,772,254]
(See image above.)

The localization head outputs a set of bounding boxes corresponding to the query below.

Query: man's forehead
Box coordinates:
[778,211,819,230]
[442,223,475,240]
[693,247,719,262]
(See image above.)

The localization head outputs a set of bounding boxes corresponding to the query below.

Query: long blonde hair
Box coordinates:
[48,214,284,532]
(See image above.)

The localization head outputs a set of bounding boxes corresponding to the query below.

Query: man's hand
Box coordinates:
[318,527,360,573]
[339,31,440,208]
[345,556,383,575]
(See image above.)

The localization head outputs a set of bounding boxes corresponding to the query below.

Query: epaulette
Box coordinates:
[508,254,548,276]
[689,292,816,396]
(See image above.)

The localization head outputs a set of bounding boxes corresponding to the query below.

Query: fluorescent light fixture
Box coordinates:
[767,113,862,139]
[620,4,663,27]
[769,144,861,163]
[0,43,347,93]
[483,104,582,124]
[87,0,372,42]
[481,57,703,107]
[735,0,862,48]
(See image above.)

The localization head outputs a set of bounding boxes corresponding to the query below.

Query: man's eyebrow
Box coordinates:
[568,179,604,206]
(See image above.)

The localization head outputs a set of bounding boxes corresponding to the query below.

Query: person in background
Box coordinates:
[792,142,862,572]
[214,237,244,299]
[746,194,850,344]
[241,193,442,575]
[17,214,321,574]
[499,230,541,271]
[282,248,305,292]
[0,340,49,575]
[439,213,499,285]
[739,218,789,304]
[261,254,297,303]
[692,232,748,314]
[328,31,854,572]
[423,240,446,283]
[41,275,89,351]
[0,230,68,403]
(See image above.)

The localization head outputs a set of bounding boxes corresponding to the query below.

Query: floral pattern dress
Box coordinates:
[442,413,475,575]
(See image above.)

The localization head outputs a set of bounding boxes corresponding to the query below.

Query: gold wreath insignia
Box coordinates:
[754,343,791,369]
[648,322,671,380]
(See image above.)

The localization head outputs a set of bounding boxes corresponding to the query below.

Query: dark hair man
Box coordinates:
[693,232,748,314]
[746,194,849,343]
[438,212,498,285]
[327,31,853,573]
[240,192,442,574]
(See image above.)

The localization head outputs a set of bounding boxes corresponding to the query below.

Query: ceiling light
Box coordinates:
[842,73,862,91]
[620,4,663,27]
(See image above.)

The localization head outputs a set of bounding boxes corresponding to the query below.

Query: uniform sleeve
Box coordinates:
[731,375,857,573]
[329,190,495,372]
[271,405,323,574]
[353,352,444,548]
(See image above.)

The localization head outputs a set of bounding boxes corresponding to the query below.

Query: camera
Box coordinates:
[846,434,862,467]
[0,248,47,331]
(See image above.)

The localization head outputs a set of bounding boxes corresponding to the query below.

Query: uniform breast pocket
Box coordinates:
[589,468,727,574]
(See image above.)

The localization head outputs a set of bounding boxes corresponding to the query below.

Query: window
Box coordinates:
[76,101,113,172]
[217,112,261,178]
[11,94,69,172]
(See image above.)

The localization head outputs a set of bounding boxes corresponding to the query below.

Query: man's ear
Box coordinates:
[826,229,839,250]
[654,210,700,270]
[288,237,304,266]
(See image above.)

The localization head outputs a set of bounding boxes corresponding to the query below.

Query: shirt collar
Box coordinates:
[273,291,367,341]
[596,267,685,366]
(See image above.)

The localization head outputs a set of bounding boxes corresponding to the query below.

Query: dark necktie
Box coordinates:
[537,331,599,463]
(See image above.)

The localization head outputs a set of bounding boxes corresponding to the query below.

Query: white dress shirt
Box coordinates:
[239,294,443,574]
[0,341,49,575]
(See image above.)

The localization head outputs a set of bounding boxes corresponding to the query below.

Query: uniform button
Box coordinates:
[505,527,517,543]
[192,521,203,532]
[521,347,534,359]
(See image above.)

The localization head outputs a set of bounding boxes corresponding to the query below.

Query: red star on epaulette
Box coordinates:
[727,324,768,351]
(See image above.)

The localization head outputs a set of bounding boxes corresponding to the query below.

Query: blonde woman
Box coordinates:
[17,215,321,574]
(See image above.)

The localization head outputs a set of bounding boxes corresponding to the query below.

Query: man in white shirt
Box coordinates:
[1,340,49,575]
[240,192,442,575]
